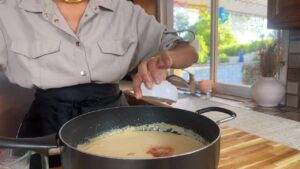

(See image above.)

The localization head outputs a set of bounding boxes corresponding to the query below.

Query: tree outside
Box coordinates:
[174,6,275,85]
[174,7,274,65]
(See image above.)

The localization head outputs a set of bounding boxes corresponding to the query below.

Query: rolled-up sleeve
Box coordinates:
[129,5,181,71]
[0,24,7,70]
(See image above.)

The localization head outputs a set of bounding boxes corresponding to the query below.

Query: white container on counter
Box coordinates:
[252,77,285,107]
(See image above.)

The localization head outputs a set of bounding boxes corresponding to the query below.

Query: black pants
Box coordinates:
[18,83,128,169]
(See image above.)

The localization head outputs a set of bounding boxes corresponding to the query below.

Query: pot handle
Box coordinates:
[0,134,62,156]
[195,107,237,125]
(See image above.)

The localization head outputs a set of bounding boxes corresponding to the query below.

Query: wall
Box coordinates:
[287,30,300,108]
[0,74,34,137]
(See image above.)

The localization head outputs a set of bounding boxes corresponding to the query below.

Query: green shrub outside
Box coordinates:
[220,39,273,57]
[219,53,229,63]
[187,11,272,64]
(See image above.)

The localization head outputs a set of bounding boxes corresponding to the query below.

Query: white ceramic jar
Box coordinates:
[251,77,286,107]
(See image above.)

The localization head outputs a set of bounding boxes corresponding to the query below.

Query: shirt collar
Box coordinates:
[18,0,115,13]
[93,0,115,12]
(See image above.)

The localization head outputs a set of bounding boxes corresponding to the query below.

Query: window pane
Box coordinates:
[173,0,211,81]
[217,0,275,86]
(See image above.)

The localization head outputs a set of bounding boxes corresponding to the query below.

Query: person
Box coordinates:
[238,49,244,63]
[0,0,198,168]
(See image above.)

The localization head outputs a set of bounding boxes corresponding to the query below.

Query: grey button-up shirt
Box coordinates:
[0,0,180,89]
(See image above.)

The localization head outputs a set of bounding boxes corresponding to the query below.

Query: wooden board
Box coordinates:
[52,127,300,169]
[219,127,300,169]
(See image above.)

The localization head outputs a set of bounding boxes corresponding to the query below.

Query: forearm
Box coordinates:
[165,43,198,69]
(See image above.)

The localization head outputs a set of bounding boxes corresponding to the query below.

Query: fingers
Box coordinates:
[132,74,142,99]
[132,52,172,99]
[148,59,166,84]
[138,60,154,89]
[151,69,167,85]
[158,52,173,69]
[147,59,161,84]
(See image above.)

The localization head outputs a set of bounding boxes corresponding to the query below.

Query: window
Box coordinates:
[217,0,275,85]
[166,0,277,98]
[172,0,211,82]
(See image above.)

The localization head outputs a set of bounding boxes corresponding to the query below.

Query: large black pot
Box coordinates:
[0,106,236,169]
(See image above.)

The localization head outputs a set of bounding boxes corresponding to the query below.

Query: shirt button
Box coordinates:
[54,18,59,23]
[76,41,80,47]
[80,70,87,76]
[43,13,49,18]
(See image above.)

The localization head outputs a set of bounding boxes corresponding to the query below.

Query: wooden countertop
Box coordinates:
[219,127,300,169]
[52,126,300,169]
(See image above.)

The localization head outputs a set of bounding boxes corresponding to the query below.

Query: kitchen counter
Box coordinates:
[219,127,300,169]
[52,126,300,169]
[172,95,300,150]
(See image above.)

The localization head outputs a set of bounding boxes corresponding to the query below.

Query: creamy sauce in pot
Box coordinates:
[78,124,207,159]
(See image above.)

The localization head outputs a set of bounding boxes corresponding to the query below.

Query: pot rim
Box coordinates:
[58,106,221,161]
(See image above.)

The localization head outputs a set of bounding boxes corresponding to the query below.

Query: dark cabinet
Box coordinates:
[268,0,300,29]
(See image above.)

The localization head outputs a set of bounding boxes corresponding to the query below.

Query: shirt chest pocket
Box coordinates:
[97,38,134,56]
[10,39,61,59]
[9,39,61,87]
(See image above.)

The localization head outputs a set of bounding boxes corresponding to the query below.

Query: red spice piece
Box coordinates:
[146,146,175,157]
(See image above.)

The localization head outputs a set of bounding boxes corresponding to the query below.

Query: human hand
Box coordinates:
[132,51,173,99]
